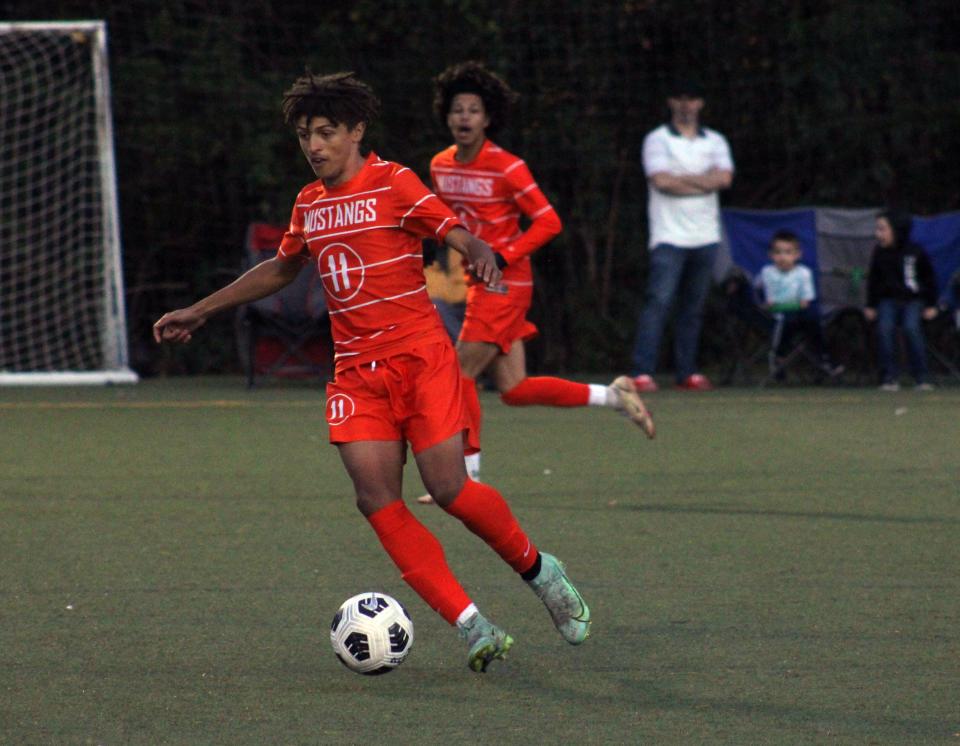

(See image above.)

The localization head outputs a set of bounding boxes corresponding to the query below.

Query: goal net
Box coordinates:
[0,21,136,385]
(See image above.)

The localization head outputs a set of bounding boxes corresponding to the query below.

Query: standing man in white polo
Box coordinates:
[631,77,734,391]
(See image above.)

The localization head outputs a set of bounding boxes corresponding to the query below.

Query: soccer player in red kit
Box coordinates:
[421,62,654,494]
[153,71,590,673]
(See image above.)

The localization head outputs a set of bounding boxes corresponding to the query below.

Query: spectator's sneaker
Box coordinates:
[915,382,936,391]
[675,373,714,391]
[611,376,656,439]
[879,381,901,392]
[527,553,591,645]
[457,611,514,673]
[632,374,659,392]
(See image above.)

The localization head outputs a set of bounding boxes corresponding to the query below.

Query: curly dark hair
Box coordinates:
[281,71,380,131]
[432,61,518,137]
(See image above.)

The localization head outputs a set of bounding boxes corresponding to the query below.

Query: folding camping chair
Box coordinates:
[234,223,331,387]
[717,208,850,385]
[721,268,847,386]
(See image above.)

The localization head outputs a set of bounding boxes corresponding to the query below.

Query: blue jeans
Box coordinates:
[875,299,929,383]
[433,300,465,343]
[631,243,718,381]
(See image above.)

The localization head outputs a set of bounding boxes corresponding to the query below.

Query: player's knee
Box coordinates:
[424,473,467,508]
[354,490,396,517]
[499,378,530,405]
[500,384,522,405]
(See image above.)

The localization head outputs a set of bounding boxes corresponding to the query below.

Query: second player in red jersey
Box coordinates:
[431,136,560,349]
[420,62,654,496]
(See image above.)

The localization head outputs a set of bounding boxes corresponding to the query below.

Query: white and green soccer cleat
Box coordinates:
[458,611,514,673]
[528,553,591,644]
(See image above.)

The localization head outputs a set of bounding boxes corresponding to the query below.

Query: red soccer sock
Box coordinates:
[500,376,590,408]
[367,500,472,625]
[443,479,539,574]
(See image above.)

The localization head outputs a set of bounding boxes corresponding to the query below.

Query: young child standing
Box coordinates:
[863,209,939,390]
[758,229,843,380]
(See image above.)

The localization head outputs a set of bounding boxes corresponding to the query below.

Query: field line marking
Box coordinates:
[0,400,322,411]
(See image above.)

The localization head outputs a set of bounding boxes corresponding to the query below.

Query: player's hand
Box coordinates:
[469,254,502,287]
[923,306,938,321]
[445,228,503,287]
[863,307,877,322]
[153,308,205,344]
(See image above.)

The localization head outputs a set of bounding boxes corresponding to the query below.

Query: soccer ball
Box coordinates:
[330,592,414,675]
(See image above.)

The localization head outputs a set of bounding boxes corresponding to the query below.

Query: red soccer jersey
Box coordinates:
[430,139,561,293]
[277,152,461,371]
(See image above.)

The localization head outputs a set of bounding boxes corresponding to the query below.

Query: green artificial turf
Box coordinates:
[1,379,958,744]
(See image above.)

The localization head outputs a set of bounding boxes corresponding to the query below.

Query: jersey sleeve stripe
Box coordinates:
[503,160,526,175]
[530,204,555,218]
[434,216,456,237]
[513,183,538,198]
[398,194,435,228]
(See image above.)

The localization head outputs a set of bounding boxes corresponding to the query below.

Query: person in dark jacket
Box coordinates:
[863,209,939,390]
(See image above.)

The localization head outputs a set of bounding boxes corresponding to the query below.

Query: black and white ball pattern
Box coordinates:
[330,592,414,675]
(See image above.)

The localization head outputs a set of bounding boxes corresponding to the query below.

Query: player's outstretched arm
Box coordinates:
[153,257,304,344]
[444,227,502,287]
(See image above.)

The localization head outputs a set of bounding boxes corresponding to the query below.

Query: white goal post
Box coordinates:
[0,21,137,385]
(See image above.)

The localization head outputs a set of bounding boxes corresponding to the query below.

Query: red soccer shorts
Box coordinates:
[325,340,480,455]
[459,284,538,354]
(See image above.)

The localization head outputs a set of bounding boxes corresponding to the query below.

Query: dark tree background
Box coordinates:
[7,0,960,375]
